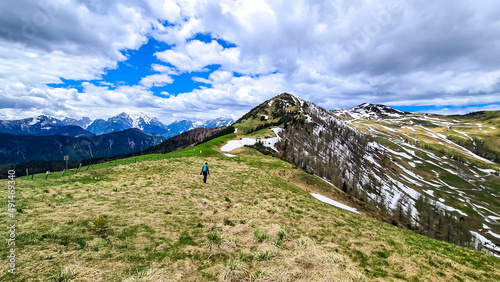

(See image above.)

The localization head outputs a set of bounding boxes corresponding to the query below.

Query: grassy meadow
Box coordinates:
[1,145,499,281]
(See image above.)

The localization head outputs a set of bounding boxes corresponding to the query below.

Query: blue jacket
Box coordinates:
[201,164,209,174]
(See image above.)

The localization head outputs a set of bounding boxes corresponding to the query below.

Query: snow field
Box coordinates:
[310,193,360,214]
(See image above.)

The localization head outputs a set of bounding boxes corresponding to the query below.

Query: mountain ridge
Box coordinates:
[85,113,234,138]
[0,113,234,138]
[331,103,410,120]
[229,92,500,256]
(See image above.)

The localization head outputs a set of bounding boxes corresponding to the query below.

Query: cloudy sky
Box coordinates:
[1,0,499,122]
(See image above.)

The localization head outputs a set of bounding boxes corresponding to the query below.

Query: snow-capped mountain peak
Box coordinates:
[349,103,407,117]
[28,116,40,126]
[61,116,92,128]
[128,113,145,129]
[1,112,233,139]
[0,115,93,136]
[201,117,234,128]
[192,120,204,127]
[84,113,233,137]
[331,103,409,120]
[114,112,155,129]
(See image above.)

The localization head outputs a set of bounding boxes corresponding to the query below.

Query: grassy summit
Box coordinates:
[1,137,499,281]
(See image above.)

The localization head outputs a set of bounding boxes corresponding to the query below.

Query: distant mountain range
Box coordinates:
[0,113,233,165]
[86,112,233,138]
[0,113,234,138]
[0,115,93,137]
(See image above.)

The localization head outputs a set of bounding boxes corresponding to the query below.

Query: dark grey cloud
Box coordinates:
[336,4,500,77]
[0,0,154,57]
[0,95,40,109]
[195,0,500,109]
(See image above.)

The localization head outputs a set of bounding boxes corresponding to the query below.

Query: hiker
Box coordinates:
[200,162,210,183]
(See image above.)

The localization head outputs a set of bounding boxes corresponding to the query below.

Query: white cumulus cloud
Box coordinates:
[0,0,499,122]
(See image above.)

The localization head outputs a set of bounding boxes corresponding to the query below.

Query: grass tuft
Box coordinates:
[90,215,109,235]
[204,227,223,249]
[257,249,280,262]
[219,259,249,282]
[47,265,78,281]
[254,230,269,243]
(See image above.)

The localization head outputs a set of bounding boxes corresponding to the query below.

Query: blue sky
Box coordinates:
[45,34,246,108]
[1,0,499,122]
[396,103,500,114]
[47,37,213,95]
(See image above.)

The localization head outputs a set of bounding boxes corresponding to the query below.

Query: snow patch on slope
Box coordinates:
[423,190,434,197]
[470,231,500,258]
[310,193,360,214]
[221,138,257,152]
[488,231,500,239]
[220,128,282,153]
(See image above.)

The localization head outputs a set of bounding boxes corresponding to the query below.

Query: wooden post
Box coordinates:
[26,168,28,179]
[62,169,65,177]
[45,171,50,179]
[31,174,34,180]
[77,163,82,173]
[64,155,69,171]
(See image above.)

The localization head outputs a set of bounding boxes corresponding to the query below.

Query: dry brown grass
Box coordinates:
[249,235,365,282]
[1,155,499,281]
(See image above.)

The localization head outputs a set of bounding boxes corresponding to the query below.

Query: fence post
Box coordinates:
[86,163,91,171]
[26,168,28,179]
[77,163,82,173]
[62,169,65,177]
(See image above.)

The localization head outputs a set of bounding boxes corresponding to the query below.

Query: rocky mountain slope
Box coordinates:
[143,127,223,154]
[0,114,233,139]
[227,93,500,256]
[0,115,93,137]
[86,113,166,136]
[86,113,233,138]
[331,103,409,120]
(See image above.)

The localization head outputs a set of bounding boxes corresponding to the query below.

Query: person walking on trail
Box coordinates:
[200,162,210,183]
